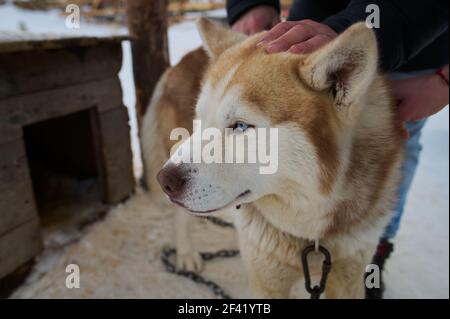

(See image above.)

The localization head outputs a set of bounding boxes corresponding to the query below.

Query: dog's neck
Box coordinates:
[250,190,333,241]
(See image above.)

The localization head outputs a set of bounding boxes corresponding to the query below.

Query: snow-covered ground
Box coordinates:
[0,4,448,298]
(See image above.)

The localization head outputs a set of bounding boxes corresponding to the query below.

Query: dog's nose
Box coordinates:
[157,163,186,197]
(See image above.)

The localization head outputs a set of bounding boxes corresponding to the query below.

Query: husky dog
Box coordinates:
[143,18,403,298]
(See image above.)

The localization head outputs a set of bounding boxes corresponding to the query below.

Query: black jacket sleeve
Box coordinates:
[227,0,280,25]
[322,0,449,71]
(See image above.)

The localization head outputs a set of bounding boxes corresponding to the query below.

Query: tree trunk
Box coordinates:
[126,0,170,127]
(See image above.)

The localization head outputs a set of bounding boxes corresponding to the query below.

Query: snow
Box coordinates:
[0,3,448,298]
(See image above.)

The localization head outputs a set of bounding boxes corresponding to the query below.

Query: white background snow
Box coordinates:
[0,3,448,298]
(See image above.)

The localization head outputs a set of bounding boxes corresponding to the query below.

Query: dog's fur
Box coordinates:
[142,18,404,298]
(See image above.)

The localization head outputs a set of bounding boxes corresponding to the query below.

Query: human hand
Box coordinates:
[393,69,449,124]
[256,20,338,54]
[231,5,280,35]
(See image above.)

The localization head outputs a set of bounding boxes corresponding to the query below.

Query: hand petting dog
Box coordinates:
[256,20,338,54]
[232,6,337,54]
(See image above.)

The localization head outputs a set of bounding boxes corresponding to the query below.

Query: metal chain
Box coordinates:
[161,216,239,299]
[161,247,239,299]
[162,217,333,299]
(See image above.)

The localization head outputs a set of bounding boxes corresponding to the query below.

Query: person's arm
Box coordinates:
[322,0,449,71]
[227,0,280,26]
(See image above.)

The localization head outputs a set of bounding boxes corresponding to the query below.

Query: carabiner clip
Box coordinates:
[301,243,332,299]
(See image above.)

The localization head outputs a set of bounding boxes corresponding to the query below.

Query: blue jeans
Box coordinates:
[382,119,427,240]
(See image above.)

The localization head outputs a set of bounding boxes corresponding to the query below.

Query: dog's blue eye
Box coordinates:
[232,121,252,133]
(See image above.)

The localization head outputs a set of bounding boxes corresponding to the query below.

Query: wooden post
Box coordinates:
[126,0,170,126]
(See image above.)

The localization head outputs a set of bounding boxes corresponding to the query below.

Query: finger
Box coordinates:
[289,34,332,54]
[266,24,316,53]
[257,21,296,45]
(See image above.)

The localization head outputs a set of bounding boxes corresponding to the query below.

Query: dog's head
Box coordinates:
[157,18,378,214]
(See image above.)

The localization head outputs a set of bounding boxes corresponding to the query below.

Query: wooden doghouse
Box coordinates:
[0,33,135,284]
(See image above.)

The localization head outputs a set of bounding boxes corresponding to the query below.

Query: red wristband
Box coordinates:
[436,67,449,86]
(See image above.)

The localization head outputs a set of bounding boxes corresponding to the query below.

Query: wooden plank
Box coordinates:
[0,140,38,236]
[97,107,134,203]
[89,108,108,204]
[0,43,122,98]
[0,180,37,237]
[0,139,28,184]
[0,218,42,280]
[0,77,123,143]
[98,106,131,146]
[0,125,21,143]
[0,32,128,54]
[102,144,135,204]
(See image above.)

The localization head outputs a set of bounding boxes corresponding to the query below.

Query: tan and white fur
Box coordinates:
[143,18,404,298]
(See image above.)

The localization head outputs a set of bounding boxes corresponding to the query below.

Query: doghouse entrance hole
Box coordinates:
[23,109,107,231]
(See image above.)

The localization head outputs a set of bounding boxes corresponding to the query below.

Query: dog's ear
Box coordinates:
[299,23,378,111]
[197,17,246,58]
